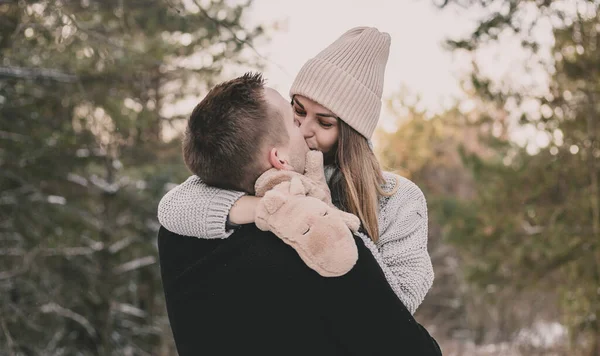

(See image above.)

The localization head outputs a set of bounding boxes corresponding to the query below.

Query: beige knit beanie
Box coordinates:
[290,27,391,140]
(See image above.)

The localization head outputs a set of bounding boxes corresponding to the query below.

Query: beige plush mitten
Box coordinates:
[255,176,360,277]
[255,151,333,207]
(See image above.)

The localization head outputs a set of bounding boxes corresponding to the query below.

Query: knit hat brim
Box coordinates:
[290,57,381,139]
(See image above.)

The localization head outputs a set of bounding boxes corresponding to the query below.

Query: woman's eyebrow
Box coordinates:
[294,98,337,119]
[293,98,305,110]
[316,113,337,119]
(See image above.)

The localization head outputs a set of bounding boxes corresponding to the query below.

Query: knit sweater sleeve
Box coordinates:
[157,176,246,239]
[374,173,434,314]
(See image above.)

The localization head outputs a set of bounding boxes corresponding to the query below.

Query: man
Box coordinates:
[158,73,442,355]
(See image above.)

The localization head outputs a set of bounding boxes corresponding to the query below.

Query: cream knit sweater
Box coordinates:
[157,171,433,314]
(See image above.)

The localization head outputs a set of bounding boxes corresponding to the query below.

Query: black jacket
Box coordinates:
[158,224,442,356]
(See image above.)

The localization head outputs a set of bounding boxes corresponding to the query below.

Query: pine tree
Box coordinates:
[0,1,265,354]
[433,0,600,353]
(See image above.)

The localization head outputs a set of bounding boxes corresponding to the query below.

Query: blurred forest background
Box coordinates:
[1,0,599,355]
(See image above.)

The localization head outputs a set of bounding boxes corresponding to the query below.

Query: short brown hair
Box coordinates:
[183,73,287,193]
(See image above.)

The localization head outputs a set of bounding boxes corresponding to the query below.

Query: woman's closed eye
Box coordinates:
[294,107,306,116]
[319,120,333,128]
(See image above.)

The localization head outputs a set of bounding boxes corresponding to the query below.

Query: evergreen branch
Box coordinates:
[533,239,590,280]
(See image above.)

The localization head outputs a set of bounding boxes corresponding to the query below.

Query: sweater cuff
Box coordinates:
[205,190,246,239]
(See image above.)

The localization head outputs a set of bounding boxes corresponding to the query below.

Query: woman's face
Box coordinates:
[292,95,340,154]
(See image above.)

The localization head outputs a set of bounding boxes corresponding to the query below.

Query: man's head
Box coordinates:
[183,73,308,194]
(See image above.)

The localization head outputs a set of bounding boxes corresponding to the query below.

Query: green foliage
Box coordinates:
[431,0,599,352]
[0,1,264,354]
[379,2,600,351]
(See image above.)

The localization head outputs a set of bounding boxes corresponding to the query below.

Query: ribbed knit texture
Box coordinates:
[157,172,433,314]
[289,27,391,139]
[157,176,245,239]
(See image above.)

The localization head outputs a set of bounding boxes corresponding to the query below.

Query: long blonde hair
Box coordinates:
[328,121,397,243]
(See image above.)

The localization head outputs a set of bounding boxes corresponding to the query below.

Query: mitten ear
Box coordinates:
[262,190,288,215]
[289,176,306,196]
[338,210,361,233]
[255,169,305,197]
[255,168,284,197]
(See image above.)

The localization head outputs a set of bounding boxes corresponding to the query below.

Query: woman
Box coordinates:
[158,27,433,314]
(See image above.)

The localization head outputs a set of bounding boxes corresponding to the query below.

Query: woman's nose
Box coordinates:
[300,118,314,138]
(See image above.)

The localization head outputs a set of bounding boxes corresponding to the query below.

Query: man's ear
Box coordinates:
[268,148,293,171]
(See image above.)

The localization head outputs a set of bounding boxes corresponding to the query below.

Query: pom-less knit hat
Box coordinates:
[290,27,391,140]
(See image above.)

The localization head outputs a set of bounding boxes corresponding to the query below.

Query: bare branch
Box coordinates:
[40,302,97,338]
[0,66,77,83]
[0,248,25,256]
[113,256,156,274]
[0,247,39,280]
[0,246,99,258]
[0,316,16,356]
[192,0,292,78]
[0,130,28,142]
[108,236,136,254]
[45,329,66,352]
[42,247,96,256]
[115,303,147,318]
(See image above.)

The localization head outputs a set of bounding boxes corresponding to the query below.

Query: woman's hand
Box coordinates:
[228,195,261,225]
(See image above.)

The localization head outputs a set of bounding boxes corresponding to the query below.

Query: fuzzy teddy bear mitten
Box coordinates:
[255,176,360,277]
[255,150,333,207]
